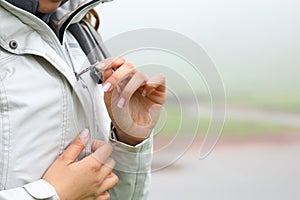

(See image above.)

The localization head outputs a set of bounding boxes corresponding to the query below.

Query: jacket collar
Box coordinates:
[50,0,102,42]
[2,0,112,43]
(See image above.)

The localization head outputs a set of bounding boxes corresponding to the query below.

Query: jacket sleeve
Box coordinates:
[0,180,59,200]
[109,135,153,200]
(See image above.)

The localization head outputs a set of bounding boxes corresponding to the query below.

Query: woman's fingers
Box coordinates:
[96,56,128,83]
[104,65,165,108]
[96,57,126,72]
[98,173,119,194]
[43,135,118,200]
[100,57,166,103]
[97,158,116,184]
[96,191,111,200]
[142,74,166,104]
[102,63,136,92]
[60,129,89,165]
[91,140,113,164]
[144,74,166,95]
[117,71,148,108]
[91,140,111,152]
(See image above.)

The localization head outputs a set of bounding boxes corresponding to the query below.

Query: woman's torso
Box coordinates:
[0,0,109,190]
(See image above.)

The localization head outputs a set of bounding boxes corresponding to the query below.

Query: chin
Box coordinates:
[38,1,62,13]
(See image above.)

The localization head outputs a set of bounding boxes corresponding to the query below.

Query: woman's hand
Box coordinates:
[99,57,166,146]
[43,129,118,200]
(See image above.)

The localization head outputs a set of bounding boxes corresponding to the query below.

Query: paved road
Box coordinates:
[149,142,300,200]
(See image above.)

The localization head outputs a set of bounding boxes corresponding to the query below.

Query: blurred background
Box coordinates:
[97,0,300,199]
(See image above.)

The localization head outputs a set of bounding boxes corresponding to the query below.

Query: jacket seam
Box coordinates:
[132,145,144,200]
[59,75,68,155]
[0,79,10,190]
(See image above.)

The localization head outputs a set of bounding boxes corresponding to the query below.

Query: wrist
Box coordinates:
[111,124,148,146]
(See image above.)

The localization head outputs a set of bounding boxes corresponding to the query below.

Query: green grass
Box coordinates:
[227,95,300,113]
[155,117,300,137]
[220,119,299,137]
[154,105,300,137]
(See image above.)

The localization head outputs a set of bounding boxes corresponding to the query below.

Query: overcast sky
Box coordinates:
[97,0,300,95]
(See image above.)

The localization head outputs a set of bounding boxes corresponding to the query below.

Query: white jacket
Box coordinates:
[0,0,152,199]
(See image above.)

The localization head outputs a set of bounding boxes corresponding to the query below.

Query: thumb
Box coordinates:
[60,129,90,164]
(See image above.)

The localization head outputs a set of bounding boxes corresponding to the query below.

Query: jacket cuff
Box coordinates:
[109,135,153,173]
[23,179,59,199]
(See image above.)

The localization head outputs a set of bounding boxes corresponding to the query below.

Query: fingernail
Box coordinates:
[103,82,112,92]
[142,89,147,97]
[79,129,89,143]
[97,62,106,69]
[117,97,125,108]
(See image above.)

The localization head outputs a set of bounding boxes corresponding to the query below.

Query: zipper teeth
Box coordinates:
[80,77,96,140]
[64,41,77,75]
